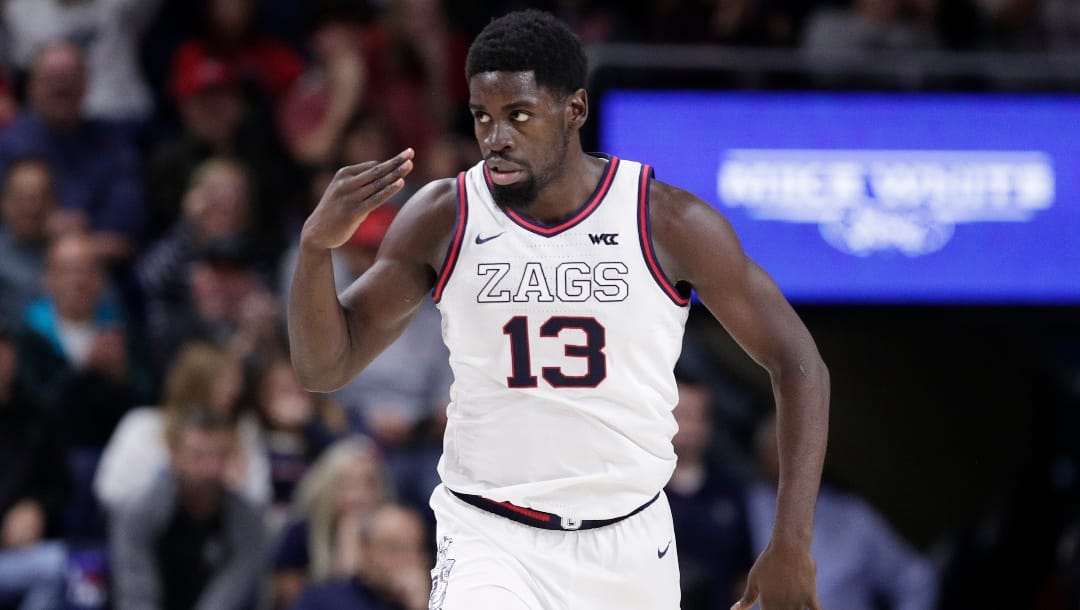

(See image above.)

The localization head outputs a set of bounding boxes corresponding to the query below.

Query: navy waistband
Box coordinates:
[448,489,660,531]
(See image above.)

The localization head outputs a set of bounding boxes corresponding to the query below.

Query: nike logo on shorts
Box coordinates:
[657,540,672,559]
[475,232,504,244]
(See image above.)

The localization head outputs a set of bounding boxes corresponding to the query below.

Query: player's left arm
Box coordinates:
[650,181,828,610]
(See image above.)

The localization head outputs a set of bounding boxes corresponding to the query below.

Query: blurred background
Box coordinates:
[0,0,1077,609]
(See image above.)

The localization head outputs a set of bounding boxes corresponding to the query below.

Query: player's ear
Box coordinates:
[567,88,588,129]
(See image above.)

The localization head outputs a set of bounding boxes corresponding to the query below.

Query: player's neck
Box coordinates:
[523,148,606,225]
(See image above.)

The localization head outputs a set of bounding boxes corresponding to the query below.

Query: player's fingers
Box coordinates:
[355,148,415,180]
[337,154,415,196]
[334,147,414,182]
[335,160,378,177]
[731,587,758,610]
[349,159,413,202]
[360,176,406,210]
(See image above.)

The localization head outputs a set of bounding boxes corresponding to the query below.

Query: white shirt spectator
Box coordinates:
[94,407,271,513]
[4,0,163,122]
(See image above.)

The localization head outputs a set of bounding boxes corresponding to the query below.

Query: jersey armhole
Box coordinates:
[432,172,468,303]
[637,165,691,307]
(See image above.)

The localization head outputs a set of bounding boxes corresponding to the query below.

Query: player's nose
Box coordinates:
[484,120,514,152]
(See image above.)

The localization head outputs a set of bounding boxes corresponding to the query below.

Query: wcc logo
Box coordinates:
[717,149,1055,256]
[589,232,619,245]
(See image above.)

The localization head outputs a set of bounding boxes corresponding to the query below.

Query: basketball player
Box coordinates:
[288,10,828,610]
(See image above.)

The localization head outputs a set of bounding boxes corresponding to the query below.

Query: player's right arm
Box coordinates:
[287,149,456,392]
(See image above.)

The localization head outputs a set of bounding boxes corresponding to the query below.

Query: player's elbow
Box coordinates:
[290,357,347,394]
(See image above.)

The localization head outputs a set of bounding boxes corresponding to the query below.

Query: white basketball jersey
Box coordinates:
[433,155,690,519]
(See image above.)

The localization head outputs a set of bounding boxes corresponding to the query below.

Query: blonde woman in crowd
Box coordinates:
[271,436,390,609]
[94,341,271,514]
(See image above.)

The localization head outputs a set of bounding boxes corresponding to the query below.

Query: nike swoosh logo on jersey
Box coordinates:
[657,540,672,559]
[475,232,504,244]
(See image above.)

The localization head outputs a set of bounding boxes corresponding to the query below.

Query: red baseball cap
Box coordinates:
[347,205,398,250]
[171,49,238,101]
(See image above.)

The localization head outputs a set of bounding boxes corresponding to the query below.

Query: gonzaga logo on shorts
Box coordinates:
[717,149,1055,257]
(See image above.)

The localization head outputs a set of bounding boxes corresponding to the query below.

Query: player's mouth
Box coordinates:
[486,162,526,185]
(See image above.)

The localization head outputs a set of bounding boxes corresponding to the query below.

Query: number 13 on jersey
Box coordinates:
[502,316,607,389]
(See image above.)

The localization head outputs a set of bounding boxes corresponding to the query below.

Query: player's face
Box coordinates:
[468,71,574,210]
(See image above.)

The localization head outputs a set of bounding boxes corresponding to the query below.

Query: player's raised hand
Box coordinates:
[300,148,414,250]
[732,537,821,610]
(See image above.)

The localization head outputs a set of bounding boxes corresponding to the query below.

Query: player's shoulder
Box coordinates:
[395,177,458,230]
[646,174,724,236]
[381,177,459,269]
[407,176,459,210]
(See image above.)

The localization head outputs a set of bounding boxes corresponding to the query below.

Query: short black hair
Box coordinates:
[466,9,587,98]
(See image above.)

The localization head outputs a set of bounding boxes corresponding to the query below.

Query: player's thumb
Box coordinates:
[731,586,758,610]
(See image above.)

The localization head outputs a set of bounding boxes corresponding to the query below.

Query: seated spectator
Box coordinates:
[94,341,271,515]
[0,158,55,321]
[110,408,267,610]
[250,356,345,520]
[2,0,164,127]
[15,233,155,450]
[665,373,754,610]
[745,413,940,610]
[150,51,297,245]
[0,42,144,263]
[290,503,430,610]
[0,325,70,610]
[273,437,390,609]
[148,233,286,372]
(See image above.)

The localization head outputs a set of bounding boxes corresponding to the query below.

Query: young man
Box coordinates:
[289,10,829,610]
[110,409,266,610]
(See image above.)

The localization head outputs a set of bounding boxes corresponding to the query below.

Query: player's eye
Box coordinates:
[510,111,531,123]
[474,112,491,124]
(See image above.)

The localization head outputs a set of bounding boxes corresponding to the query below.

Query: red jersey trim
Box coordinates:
[432,172,468,303]
[637,165,690,307]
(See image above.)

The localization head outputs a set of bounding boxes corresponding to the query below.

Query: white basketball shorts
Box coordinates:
[427,484,681,610]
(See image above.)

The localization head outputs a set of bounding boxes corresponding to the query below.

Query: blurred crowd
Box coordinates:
[0,1,1077,610]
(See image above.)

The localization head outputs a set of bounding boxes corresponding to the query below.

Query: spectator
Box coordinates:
[645,0,805,46]
[94,341,271,515]
[110,408,267,610]
[802,0,940,56]
[273,437,390,609]
[147,233,286,372]
[0,42,145,263]
[665,374,754,610]
[15,232,155,450]
[282,0,469,169]
[277,10,369,167]
[150,51,298,246]
[140,157,262,371]
[370,0,470,159]
[290,503,430,610]
[0,158,55,321]
[169,0,304,105]
[0,325,70,610]
[250,356,344,520]
[745,413,940,610]
[2,0,165,126]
